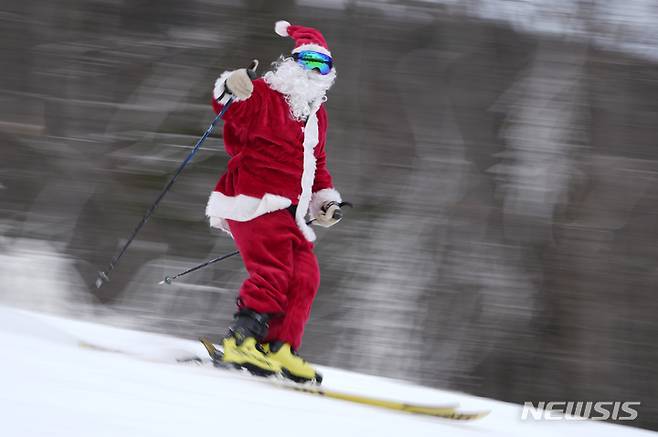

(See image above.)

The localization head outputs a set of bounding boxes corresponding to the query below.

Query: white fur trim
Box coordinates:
[295,103,322,242]
[209,217,232,237]
[275,20,291,37]
[309,188,342,220]
[292,43,331,57]
[206,191,292,234]
[213,71,233,104]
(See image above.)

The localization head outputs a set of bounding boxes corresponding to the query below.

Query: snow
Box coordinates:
[0,305,653,437]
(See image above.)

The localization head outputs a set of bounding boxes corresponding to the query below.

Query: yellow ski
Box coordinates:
[199,337,489,421]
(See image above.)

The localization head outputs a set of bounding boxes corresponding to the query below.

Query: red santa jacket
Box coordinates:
[205,72,341,242]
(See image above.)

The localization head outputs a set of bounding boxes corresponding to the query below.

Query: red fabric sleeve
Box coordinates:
[211,78,266,124]
[312,108,334,193]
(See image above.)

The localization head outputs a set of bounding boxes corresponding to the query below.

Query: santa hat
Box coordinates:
[274,20,331,57]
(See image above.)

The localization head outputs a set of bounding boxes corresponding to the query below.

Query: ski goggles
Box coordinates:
[293,51,333,75]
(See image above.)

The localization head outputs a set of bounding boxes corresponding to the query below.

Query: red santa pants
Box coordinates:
[227,209,320,350]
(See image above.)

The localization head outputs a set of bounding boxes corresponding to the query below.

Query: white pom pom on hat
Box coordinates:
[275,20,291,37]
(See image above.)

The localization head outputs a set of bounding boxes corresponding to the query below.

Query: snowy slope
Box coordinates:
[0,305,654,437]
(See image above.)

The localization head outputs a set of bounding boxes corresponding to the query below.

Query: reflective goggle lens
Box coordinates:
[294,51,333,75]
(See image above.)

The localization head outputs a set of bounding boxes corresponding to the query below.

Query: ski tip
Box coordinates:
[199,337,226,364]
[199,337,217,354]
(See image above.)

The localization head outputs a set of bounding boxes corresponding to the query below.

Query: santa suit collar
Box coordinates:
[295,99,323,242]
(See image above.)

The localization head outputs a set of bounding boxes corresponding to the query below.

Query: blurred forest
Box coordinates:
[2,0,658,430]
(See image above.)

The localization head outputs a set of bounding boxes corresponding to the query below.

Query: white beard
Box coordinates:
[264,57,336,121]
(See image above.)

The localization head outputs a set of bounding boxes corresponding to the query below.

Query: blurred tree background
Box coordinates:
[2,0,657,430]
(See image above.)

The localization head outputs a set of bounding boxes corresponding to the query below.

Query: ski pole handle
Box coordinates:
[215,60,258,104]
[246,59,259,80]
[320,201,354,221]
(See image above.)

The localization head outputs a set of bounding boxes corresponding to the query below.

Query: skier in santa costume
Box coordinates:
[205,20,343,383]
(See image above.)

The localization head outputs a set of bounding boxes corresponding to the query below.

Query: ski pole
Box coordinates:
[158,202,353,285]
[96,61,259,289]
[159,249,240,285]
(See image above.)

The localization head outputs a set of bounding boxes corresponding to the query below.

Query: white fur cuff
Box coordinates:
[309,188,342,219]
[213,71,233,104]
[292,43,331,57]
